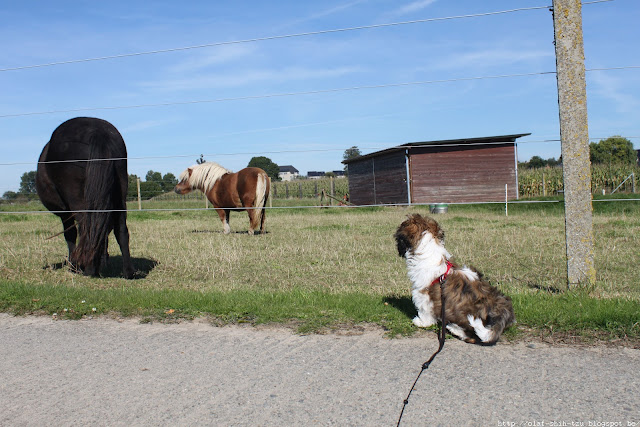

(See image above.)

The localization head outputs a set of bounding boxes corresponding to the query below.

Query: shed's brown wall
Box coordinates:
[347,151,407,205]
[409,144,517,203]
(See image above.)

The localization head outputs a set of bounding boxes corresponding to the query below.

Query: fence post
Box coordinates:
[552,0,595,288]
[330,177,335,206]
[299,182,303,199]
[505,184,508,217]
[285,182,289,199]
[269,178,272,208]
[136,178,142,210]
[633,172,636,194]
[543,172,546,197]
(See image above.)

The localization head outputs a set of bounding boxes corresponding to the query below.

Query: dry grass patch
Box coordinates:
[1,204,638,300]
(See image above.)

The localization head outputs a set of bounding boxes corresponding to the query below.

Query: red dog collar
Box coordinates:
[431,261,453,286]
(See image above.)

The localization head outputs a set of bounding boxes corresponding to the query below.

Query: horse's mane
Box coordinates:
[180,162,232,194]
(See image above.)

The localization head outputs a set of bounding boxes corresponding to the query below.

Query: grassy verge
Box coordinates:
[1,198,639,345]
[1,281,638,344]
[0,282,413,334]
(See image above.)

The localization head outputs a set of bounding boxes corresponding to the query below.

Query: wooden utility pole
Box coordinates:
[552,0,596,287]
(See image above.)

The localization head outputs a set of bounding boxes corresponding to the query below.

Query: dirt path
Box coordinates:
[1,314,638,426]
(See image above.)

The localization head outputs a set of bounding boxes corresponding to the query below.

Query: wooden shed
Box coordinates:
[342,134,530,205]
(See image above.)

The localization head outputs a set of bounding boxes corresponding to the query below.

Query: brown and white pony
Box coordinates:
[174,162,269,235]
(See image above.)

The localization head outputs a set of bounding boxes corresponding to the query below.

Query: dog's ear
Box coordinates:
[421,214,445,244]
[394,228,411,257]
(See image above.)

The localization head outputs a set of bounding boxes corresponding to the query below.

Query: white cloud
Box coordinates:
[393,0,437,16]
[141,66,364,92]
[426,47,554,72]
[588,71,639,114]
[121,119,168,133]
[167,45,256,74]
[302,0,368,22]
[275,0,370,30]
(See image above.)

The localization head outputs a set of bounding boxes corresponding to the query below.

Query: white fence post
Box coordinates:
[505,184,508,217]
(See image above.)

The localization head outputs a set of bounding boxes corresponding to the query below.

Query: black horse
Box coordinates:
[36,117,134,279]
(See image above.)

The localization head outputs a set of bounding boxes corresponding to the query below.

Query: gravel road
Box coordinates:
[1,313,638,426]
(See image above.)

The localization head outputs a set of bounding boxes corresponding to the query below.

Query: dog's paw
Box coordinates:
[412,316,436,328]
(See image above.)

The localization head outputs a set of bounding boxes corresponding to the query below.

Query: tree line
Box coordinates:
[3,155,284,201]
[518,136,637,169]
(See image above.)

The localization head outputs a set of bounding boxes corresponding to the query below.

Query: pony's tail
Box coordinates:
[73,129,118,273]
[254,171,269,228]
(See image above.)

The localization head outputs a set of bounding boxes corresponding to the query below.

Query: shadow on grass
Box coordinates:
[191,229,270,235]
[511,275,564,294]
[383,295,416,320]
[104,256,158,279]
[526,283,564,294]
[44,256,158,279]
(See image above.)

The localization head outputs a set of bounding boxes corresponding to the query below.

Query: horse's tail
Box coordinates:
[73,128,120,273]
[254,171,269,227]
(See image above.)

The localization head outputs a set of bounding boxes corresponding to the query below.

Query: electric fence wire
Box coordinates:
[1,198,638,216]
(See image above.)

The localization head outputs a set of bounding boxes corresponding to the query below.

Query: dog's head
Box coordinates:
[394,213,445,257]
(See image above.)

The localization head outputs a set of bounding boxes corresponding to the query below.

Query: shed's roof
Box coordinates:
[342,133,531,164]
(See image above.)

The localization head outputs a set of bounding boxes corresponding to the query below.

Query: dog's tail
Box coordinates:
[467,306,515,345]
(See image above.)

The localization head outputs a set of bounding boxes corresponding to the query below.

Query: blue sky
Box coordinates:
[1,0,638,193]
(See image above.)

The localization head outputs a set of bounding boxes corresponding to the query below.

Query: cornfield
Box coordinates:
[270,177,349,200]
[146,177,350,203]
[518,164,639,197]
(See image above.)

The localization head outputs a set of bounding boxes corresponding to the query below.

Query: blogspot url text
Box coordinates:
[497,421,638,427]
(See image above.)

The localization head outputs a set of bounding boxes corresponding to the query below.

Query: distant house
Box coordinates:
[307,170,345,179]
[342,134,530,205]
[279,165,299,181]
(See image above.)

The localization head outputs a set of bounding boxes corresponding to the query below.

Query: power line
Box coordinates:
[4,135,640,167]
[0,1,615,73]
[0,139,567,167]
[587,66,640,72]
[2,64,636,119]
[0,5,565,73]
[0,71,557,118]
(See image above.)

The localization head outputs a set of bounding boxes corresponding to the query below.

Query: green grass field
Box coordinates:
[1,196,639,344]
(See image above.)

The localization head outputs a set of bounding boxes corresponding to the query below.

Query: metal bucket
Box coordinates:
[429,203,448,214]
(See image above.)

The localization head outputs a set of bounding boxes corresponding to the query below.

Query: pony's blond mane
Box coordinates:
[179,162,232,194]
